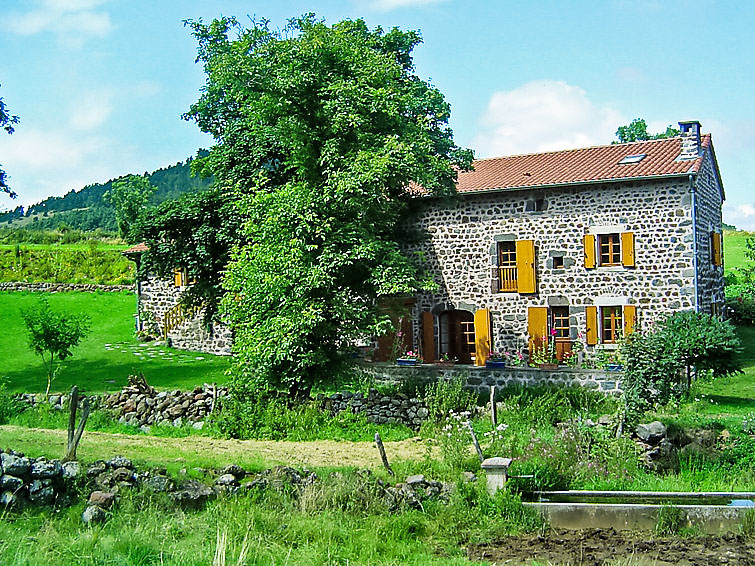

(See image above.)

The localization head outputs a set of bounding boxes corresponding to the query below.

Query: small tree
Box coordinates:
[614,118,679,144]
[22,298,91,396]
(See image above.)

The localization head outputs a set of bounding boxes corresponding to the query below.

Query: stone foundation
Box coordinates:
[358,363,622,395]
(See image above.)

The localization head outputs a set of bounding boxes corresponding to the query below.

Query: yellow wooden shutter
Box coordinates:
[527,306,548,358]
[586,306,599,345]
[621,232,635,267]
[173,268,183,287]
[712,232,722,266]
[516,239,537,293]
[623,305,637,336]
[421,311,435,364]
[584,234,596,269]
[474,309,491,366]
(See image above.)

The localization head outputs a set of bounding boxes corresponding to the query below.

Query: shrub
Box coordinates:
[0,379,21,425]
[422,377,477,424]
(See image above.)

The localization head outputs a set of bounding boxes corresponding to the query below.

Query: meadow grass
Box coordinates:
[0,291,230,393]
[724,229,753,275]
[0,246,134,285]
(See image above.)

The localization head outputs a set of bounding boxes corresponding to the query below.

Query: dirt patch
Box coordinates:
[0,425,431,469]
[468,529,755,565]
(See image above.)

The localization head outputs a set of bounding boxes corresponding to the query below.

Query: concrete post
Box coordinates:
[481,457,513,495]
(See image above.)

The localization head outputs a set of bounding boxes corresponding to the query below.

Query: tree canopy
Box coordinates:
[0,84,20,197]
[171,14,472,399]
[614,118,679,144]
[103,174,156,242]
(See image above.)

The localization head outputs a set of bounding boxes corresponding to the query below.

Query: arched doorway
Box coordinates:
[438,310,475,364]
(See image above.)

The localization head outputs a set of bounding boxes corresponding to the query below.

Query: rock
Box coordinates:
[406,474,425,486]
[416,407,429,419]
[107,456,133,469]
[31,458,63,479]
[112,467,134,483]
[0,491,20,509]
[143,475,174,493]
[172,417,183,427]
[28,480,55,505]
[636,421,667,445]
[140,425,152,434]
[219,464,245,479]
[1,453,31,477]
[0,474,24,491]
[87,461,107,477]
[88,491,116,509]
[644,438,678,473]
[192,421,205,430]
[62,461,81,480]
[215,474,237,487]
[82,505,107,524]
[170,480,215,509]
[597,415,613,426]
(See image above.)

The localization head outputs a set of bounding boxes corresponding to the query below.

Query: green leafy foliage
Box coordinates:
[614,118,680,143]
[21,296,91,395]
[422,377,477,423]
[621,311,742,424]
[103,174,156,242]
[177,15,472,398]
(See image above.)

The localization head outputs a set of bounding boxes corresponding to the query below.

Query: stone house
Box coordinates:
[123,242,232,355]
[127,121,725,364]
[388,121,725,366]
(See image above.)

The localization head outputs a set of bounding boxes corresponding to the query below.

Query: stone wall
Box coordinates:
[0,450,80,509]
[0,282,132,293]
[358,363,622,395]
[405,172,720,359]
[137,275,232,355]
[320,390,429,429]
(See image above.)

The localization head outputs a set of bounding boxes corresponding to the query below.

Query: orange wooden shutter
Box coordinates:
[586,306,599,345]
[712,232,722,266]
[621,232,635,267]
[623,305,637,336]
[421,311,435,364]
[527,306,548,358]
[584,234,596,269]
[516,240,537,293]
[474,309,491,366]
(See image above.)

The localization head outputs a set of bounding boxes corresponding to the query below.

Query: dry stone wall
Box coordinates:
[320,390,429,429]
[407,175,719,359]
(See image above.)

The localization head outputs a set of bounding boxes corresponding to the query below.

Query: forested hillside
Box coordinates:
[0,150,212,232]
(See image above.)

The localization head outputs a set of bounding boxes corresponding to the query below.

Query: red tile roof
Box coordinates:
[453,134,711,194]
[123,242,148,254]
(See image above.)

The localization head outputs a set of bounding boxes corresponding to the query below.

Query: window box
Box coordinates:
[486,360,507,369]
[538,363,559,370]
[605,363,624,372]
[397,358,421,366]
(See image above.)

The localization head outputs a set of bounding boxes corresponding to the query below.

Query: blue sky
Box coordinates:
[1,0,754,227]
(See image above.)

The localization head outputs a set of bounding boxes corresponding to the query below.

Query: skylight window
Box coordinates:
[618,154,646,165]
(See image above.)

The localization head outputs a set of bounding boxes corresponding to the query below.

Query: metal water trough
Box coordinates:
[526,491,755,534]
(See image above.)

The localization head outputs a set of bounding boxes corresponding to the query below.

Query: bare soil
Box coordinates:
[468,529,755,565]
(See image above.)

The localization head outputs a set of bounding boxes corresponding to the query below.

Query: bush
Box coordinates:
[726,295,755,325]
[422,377,477,424]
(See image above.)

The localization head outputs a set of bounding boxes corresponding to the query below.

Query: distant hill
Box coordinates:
[0,150,213,232]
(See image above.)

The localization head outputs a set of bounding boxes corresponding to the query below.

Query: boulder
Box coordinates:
[82,505,107,524]
[143,475,174,493]
[87,462,107,477]
[88,491,116,509]
[107,456,133,469]
[28,480,55,505]
[215,474,237,487]
[169,480,215,509]
[219,464,245,480]
[31,458,63,479]
[1,453,31,477]
[0,475,24,491]
[62,461,81,480]
[112,467,134,483]
[636,421,667,445]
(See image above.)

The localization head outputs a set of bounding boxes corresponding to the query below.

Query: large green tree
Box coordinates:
[180,15,473,398]
[103,174,156,242]
[0,84,20,196]
[614,118,679,144]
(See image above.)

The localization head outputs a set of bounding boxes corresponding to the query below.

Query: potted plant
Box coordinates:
[436,352,456,367]
[486,351,507,369]
[531,331,559,369]
[396,350,423,366]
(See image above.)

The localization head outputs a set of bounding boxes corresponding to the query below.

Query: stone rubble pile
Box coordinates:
[102,383,228,429]
[634,420,719,473]
[320,389,430,429]
[0,449,79,510]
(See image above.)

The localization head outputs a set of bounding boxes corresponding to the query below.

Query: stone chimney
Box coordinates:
[678,120,701,160]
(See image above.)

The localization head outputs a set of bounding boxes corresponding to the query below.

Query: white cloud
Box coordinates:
[7,0,111,44]
[472,80,626,158]
[69,90,113,131]
[723,204,755,231]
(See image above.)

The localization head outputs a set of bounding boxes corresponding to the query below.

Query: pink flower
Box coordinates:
[550,328,557,336]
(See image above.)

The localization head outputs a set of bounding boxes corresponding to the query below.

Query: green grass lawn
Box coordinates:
[0,291,230,394]
[724,229,753,274]
[0,243,130,251]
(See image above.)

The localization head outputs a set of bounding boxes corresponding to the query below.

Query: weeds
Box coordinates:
[656,504,684,536]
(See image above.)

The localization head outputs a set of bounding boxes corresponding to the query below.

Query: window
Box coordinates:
[525,197,547,212]
[598,234,621,266]
[497,241,517,292]
[552,255,564,269]
[601,306,622,344]
[618,154,646,165]
[551,306,570,339]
